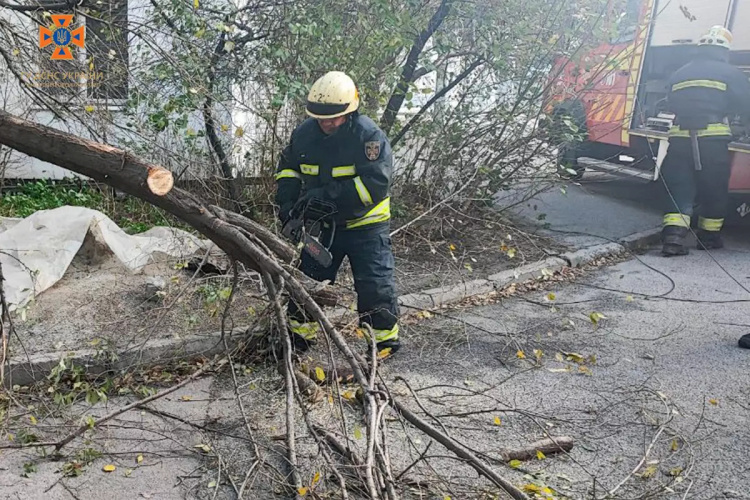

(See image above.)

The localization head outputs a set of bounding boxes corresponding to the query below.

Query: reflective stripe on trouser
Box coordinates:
[289,319,320,341]
[287,223,399,342]
[362,324,400,343]
[663,213,691,228]
[660,137,732,233]
[698,217,723,232]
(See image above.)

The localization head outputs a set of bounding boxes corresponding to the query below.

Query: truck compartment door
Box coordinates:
[650,0,732,47]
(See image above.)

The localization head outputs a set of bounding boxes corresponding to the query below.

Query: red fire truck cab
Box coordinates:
[549,0,750,218]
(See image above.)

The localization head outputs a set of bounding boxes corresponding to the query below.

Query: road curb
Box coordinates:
[6,227,662,387]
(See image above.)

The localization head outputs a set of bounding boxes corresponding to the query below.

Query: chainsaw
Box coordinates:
[281,197,337,267]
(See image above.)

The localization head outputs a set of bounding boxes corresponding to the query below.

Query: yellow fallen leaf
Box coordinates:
[516,350,526,359]
[193,0,199,8]
[136,454,143,464]
[509,459,522,468]
[312,471,321,485]
[533,349,543,361]
[522,484,541,493]
[709,399,718,406]
[195,444,211,453]
[565,352,585,364]
[449,244,456,251]
[536,450,546,460]
[102,464,116,472]
[220,124,229,132]
[640,464,657,478]
[297,486,308,496]
[547,367,571,373]
[547,293,556,301]
[181,395,193,401]
[29,416,37,425]
[84,105,95,113]
[507,248,517,258]
[342,391,356,401]
[589,312,606,325]
[377,347,392,360]
[670,467,683,477]
[208,480,216,488]
[315,367,325,381]
[354,426,363,440]
[555,352,565,362]
[626,295,634,302]
[671,439,679,452]
[234,127,244,138]
[493,416,502,426]
[124,468,132,477]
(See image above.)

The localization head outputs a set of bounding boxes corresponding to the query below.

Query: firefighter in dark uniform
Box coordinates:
[275,71,401,357]
[661,26,750,257]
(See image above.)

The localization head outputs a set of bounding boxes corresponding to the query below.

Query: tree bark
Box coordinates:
[379,0,452,135]
[0,111,343,308]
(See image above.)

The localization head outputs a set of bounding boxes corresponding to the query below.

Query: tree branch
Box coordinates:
[379,0,453,135]
[391,59,483,148]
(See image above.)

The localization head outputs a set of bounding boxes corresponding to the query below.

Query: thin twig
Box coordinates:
[262,272,302,498]
[52,359,218,453]
[393,400,530,500]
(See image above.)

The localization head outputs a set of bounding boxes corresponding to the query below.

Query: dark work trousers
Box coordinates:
[661,137,732,223]
[288,222,399,340]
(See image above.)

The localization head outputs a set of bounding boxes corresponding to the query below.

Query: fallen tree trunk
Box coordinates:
[0,111,346,307]
[0,110,527,498]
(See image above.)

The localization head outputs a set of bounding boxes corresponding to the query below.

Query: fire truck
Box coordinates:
[549,0,750,217]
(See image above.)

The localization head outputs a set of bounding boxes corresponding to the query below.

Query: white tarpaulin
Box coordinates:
[0,205,211,311]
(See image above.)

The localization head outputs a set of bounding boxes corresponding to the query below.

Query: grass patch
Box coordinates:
[0,179,190,234]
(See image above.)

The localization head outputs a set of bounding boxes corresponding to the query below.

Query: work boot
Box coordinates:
[661,226,689,257]
[291,333,315,353]
[739,334,750,349]
[363,339,402,361]
[376,339,401,360]
[696,230,724,250]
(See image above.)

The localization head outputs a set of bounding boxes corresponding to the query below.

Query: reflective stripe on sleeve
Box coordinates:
[668,123,732,138]
[275,169,301,181]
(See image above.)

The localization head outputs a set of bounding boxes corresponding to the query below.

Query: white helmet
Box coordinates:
[305,71,360,119]
[698,25,733,50]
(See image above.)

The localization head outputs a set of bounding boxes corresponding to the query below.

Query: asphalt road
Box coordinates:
[502,172,750,249]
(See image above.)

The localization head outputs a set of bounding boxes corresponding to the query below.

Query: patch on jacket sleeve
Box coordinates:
[365,141,381,161]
